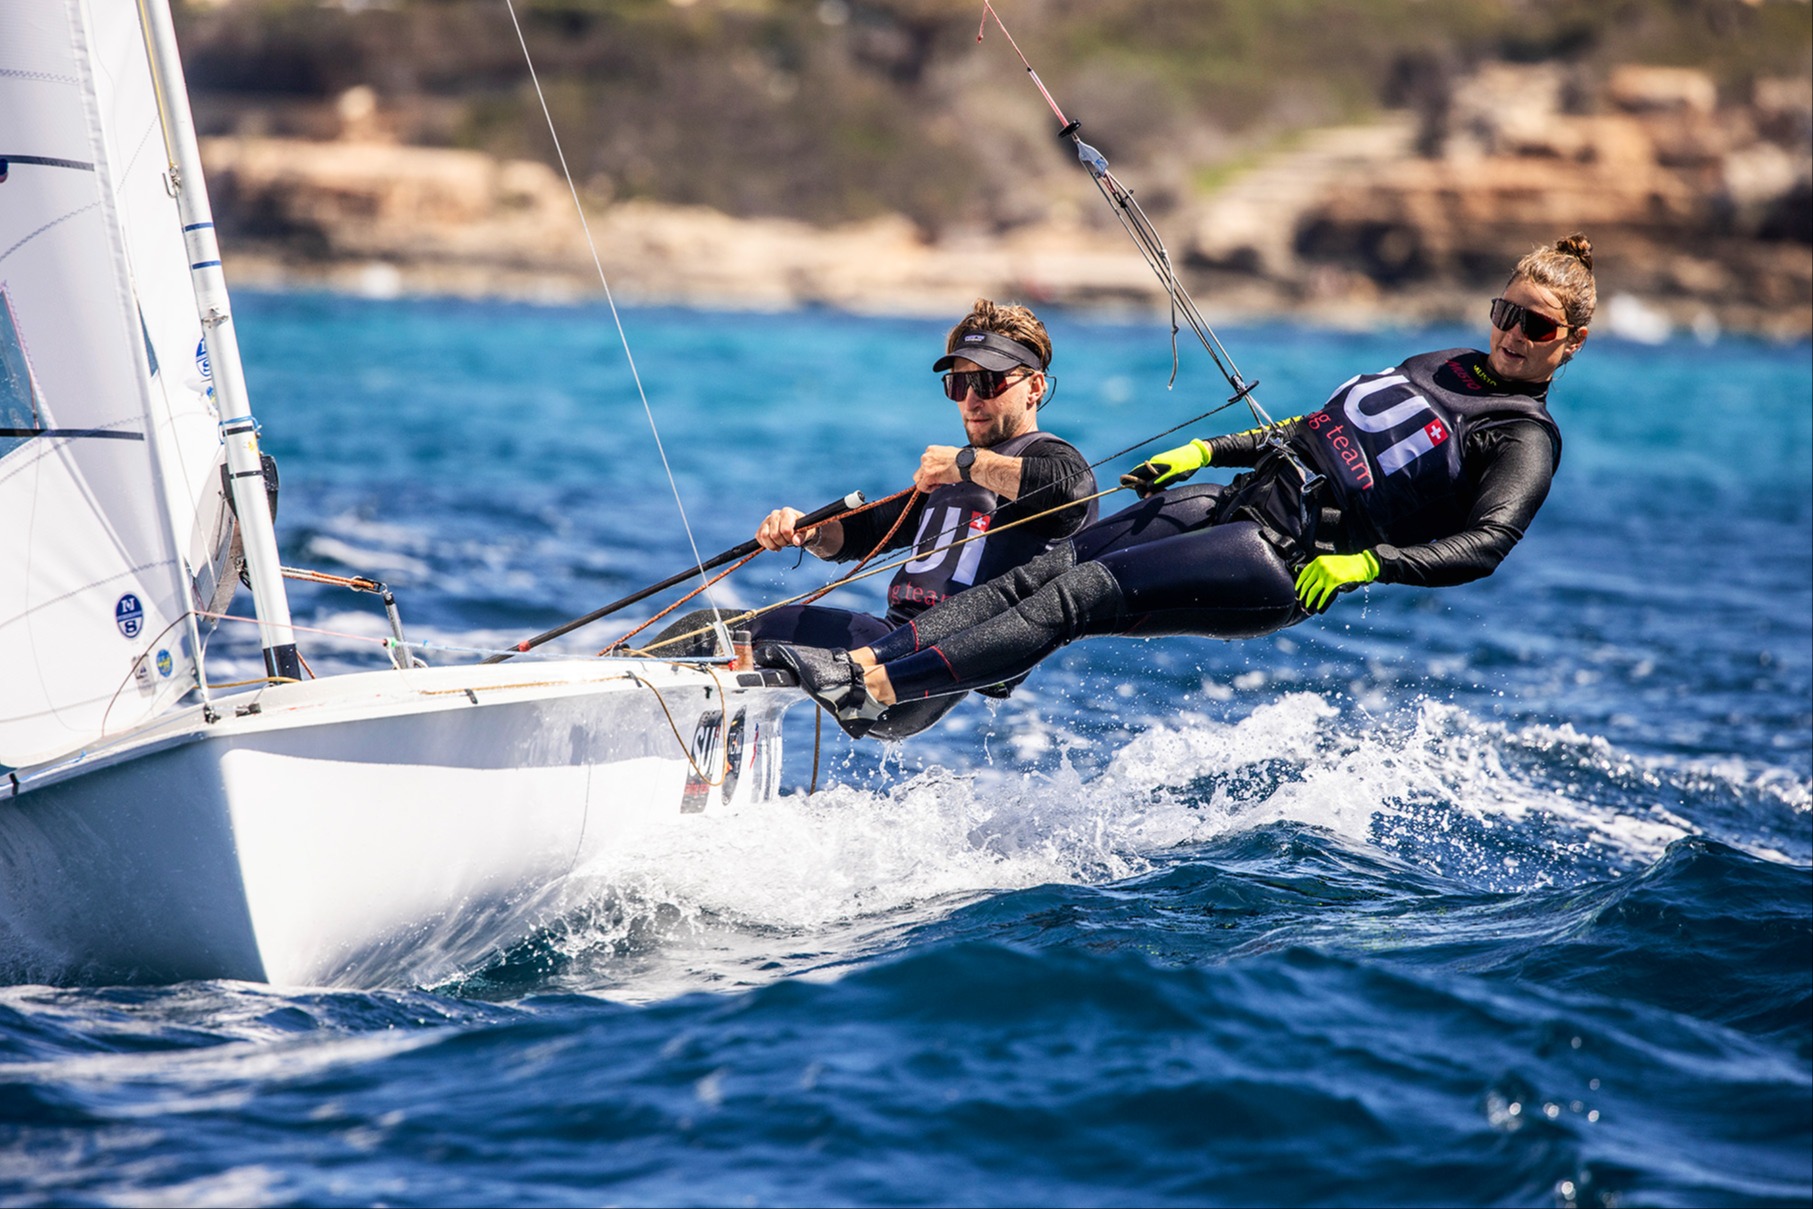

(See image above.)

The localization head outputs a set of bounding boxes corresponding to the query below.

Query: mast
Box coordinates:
[134,0,301,680]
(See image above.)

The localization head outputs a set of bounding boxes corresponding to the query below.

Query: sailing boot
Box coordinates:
[755,644,887,739]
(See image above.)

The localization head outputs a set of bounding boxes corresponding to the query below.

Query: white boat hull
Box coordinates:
[0,660,796,987]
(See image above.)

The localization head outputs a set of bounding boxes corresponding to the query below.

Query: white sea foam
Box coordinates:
[539,691,1809,998]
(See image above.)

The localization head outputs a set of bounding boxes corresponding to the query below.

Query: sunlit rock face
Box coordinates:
[199,65,1810,337]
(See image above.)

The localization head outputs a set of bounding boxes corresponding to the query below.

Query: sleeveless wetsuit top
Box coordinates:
[886,431,1095,624]
[1298,348,1562,550]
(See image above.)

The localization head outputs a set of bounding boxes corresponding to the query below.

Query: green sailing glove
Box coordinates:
[1295,551,1380,613]
[1120,438,1213,497]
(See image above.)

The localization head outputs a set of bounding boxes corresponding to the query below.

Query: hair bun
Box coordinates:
[1555,233,1593,271]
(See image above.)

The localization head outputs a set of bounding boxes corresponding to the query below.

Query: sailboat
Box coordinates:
[0,0,798,987]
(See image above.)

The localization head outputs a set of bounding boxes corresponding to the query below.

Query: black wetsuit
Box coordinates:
[866,348,1562,701]
[656,432,1096,738]
[833,431,1097,623]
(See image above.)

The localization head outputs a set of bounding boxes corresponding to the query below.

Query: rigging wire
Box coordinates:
[500,0,732,653]
[632,480,1124,659]
[622,391,1256,660]
[977,2,1325,505]
[597,487,921,653]
[483,0,1313,663]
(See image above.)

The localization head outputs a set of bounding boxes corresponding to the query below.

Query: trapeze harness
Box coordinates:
[867,348,1563,700]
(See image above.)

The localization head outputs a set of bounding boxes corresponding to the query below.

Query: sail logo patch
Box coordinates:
[115,593,144,638]
[156,649,173,677]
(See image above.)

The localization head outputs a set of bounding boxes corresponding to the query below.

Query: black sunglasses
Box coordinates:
[1490,297,1568,343]
[941,367,1033,402]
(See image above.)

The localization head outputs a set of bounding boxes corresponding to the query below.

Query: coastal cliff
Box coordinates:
[185,1,1811,339]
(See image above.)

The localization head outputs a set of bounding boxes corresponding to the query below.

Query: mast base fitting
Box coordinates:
[1057,120,1081,141]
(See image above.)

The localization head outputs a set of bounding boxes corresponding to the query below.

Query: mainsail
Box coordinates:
[0,0,234,766]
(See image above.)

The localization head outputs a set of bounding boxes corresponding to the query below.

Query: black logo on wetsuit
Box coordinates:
[1307,369,1457,495]
[885,431,1076,624]
[1302,348,1560,546]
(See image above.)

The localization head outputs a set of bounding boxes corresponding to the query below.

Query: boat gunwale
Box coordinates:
[5,657,798,797]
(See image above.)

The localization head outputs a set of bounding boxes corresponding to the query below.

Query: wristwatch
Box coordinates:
[955,445,977,482]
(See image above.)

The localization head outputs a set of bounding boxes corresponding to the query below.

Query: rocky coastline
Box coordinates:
[200,63,1810,340]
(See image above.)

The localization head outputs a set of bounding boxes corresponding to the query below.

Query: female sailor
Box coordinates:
[760,234,1596,737]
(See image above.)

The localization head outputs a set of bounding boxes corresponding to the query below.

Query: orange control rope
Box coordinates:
[601,486,919,655]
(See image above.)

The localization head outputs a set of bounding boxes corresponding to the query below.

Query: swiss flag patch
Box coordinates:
[969,515,991,532]
[1424,419,1449,444]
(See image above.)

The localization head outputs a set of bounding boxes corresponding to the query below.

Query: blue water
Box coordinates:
[3,294,1808,1206]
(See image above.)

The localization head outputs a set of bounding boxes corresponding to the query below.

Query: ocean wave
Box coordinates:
[453,693,1808,1004]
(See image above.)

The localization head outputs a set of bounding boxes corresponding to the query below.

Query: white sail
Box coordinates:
[0,0,232,767]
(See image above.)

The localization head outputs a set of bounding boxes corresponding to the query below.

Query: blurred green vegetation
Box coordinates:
[176,0,1813,231]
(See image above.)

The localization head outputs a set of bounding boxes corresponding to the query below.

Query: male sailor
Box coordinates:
[665,298,1097,739]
